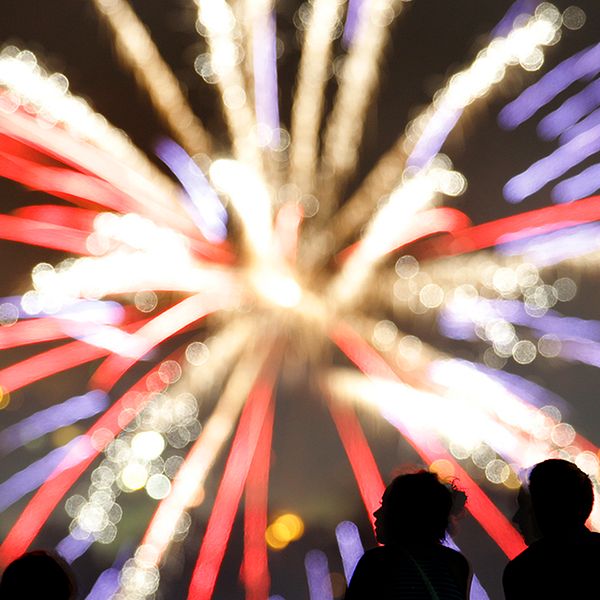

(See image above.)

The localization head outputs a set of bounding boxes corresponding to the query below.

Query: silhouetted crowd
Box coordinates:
[1,458,599,599]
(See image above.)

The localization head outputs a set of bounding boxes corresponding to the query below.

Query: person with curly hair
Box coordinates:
[345,470,471,599]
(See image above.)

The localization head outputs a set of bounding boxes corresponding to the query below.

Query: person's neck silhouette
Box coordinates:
[0,549,76,599]
[503,458,600,599]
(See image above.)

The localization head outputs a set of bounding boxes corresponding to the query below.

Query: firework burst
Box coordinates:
[1,1,600,599]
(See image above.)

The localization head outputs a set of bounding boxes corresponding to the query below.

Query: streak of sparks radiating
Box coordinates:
[92,0,213,155]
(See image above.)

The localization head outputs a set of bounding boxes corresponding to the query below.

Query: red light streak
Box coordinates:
[13,204,97,232]
[0,111,235,263]
[0,317,70,350]
[242,400,275,600]
[420,194,600,258]
[0,213,90,254]
[0,338,110,393]
[328,401,385,532]
[187,368,278,600]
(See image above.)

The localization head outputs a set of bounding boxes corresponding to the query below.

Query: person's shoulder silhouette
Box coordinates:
[503,458,600,600]
[345,470,470,600]
[0,549,76,599]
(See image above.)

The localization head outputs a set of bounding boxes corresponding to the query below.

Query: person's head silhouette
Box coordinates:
[527,458,594,537]
[373,470,464,546]
[0,549,76,599]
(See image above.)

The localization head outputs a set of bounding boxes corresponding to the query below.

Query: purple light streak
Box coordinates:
[342,0,364,48]
[335,521,364,583]
[0,436,91,512]
[491,0,538,38]
[499,43,600,129]
[0,390,108,457]
[503,123,600,203]
[552,162,600,203]
[498,222,600,266]
[443,536,490,600]
[305,550,334,600]
[407,107,462,169]
[559,106,600,144]
[85,550,130,600]
[155,138,227,243]
[441,296,600,344]
[489,299,600,342]
[0,296,125,323]
[56,529,94,564]
[559,339,600,368]
[441,297,600,371]
[537,78,600,140]
[85,567,120,600]
[253,10,281,148]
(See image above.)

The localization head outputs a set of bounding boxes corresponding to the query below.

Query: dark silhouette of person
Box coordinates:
[345,470,471,599]
[503,458,600,599]
[0,549,76,599]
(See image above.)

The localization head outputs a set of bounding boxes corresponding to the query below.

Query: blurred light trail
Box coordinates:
[499,42,600,129]
[491,0,538,38]
[187,361,278,600]
[407,8,561,170]
[335,521,364,584]
[468,362,568,412]
[55,528,94,564]
[504,124,600,203]
[0,317,71,350]
[304,550,334,600]
[421,194,600,258]
[498,221,600,264]
[12,204,98,232]
[0,213,90,254]
[559,107,600,144]
[0,390,108,456]
[537,78,600,140]
[0,109,211,247]
[0,437,85,513]
[0,338,111,394]
[290,0,345,191]
[92,0,212,155]
[0,49,182,200]
[155,138,227,243]
[319,0,402,213]
[326,8,561,259]
[342,0,364,47]
[251,3,281,149]
[91,292,236,391]
[552,162,600,203]
[242,394,275,600]
[328,401,385,531]
[194,0,258,166]
[85,567,121,600]
[133,326,259,581]
[336,207,471,264]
